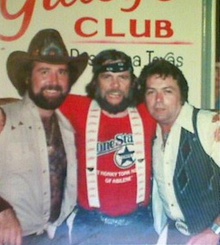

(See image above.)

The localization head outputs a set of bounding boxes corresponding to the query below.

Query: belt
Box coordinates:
[99,213,133,226]
[77,206,151,227]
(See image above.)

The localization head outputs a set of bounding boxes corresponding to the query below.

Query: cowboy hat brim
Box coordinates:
[7,51,89,95]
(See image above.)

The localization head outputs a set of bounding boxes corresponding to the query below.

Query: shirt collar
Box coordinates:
[23,93,38,110]
[175,102,194,133]
[23,92,60,113]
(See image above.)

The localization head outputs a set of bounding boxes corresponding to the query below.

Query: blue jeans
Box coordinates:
[71,206,158,245]
[22,222,69,245]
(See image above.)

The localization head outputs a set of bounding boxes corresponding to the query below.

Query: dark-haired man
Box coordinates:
[138,59,220,245]
[60,49,158,244]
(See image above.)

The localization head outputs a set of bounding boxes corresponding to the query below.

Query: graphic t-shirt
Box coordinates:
[60,94,156,216]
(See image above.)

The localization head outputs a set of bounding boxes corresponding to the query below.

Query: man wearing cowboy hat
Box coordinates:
[0,29,88,245]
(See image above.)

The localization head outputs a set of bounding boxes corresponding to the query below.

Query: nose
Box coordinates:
[49,71,59,86]
[111,78,120,89]
[156,92,163,102]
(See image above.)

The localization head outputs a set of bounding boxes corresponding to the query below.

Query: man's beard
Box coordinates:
[95,89,133,114]
[28,85,69,110]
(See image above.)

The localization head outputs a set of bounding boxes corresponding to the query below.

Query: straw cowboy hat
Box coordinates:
[7,28,89,96]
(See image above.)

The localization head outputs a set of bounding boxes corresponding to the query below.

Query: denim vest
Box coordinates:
[173,108,220,234]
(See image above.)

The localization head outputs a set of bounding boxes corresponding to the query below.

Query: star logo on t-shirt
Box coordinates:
[114,145,136,169]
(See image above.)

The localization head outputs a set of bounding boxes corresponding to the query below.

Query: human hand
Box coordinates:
[0,208,22,245]
[0,108,6,133]
[212,112,220,141]
[212,112,220,122]
[214,127,220,141]
[186,228,219,245]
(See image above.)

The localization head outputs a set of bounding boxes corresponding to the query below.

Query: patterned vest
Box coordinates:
[173,108,220,234]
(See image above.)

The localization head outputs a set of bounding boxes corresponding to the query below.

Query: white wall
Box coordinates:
[0,0,216,107]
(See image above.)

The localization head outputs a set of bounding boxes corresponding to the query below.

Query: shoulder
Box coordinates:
[196,108,220,164]
[0,98,19,106]
[59,94,93,126]
[196,109,218,139]
[63,94,91,105]
[136,103,157,138]
[56,109,75,133]
[137,103,156,124]
[197,109,216,124]
[60,94,91,113]
[1,101,23,119]
[0,101,28,139]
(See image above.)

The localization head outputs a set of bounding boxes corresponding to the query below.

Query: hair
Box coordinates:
[86,49,137,100]
[136,59,189,104]
[17,62,33,96]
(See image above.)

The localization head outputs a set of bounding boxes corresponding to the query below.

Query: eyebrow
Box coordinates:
[146,85,176,89]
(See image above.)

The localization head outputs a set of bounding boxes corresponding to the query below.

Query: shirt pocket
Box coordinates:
[4,129,36,174]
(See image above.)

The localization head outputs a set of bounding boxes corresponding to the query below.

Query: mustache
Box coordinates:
[106,90,125,96]
[40,85,63,92]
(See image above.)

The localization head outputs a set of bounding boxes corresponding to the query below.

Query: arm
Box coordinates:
[198,111,220,166]
[0,108,5,133]
[190,111,220,245]
[0,115,22,244]
[0,98,20,133]
[186,216,220,245]
[214,126,220,141]
[0,198,22,245]
[0,103,22,245]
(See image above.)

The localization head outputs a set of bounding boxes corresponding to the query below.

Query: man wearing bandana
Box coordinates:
[60,49,158,244]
